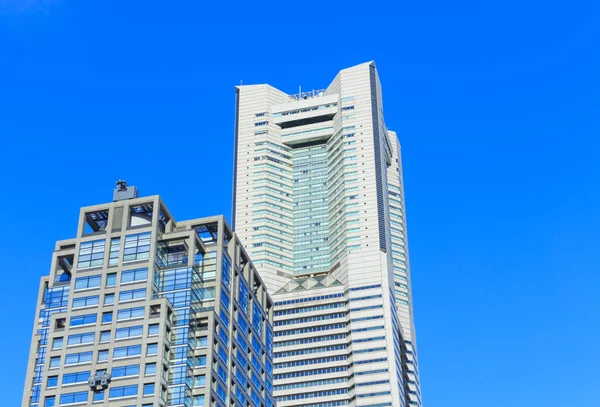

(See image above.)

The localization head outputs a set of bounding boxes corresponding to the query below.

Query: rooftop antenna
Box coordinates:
[240,80,243,85]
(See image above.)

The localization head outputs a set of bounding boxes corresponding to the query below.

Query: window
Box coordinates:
[123,232,151,262]
[67,332,94,346]
[77,239,105,269]
[119,288,146,302]
[62,371,90,385]
[145,363,156,375]
[65,352,92,365]
[72,295,99,309]
[193,375,206,387]
[100,331,111,343]
[115,325,143,339]
[143,383,154,396]
[117,307,144,321]
[52,337,63,350]
[114,345,141,359]
[49,356,60,368]
[146,343,158,356]
[221,290,230,311]
[222,254,231,290]
[47,376,58,388]
[74,275,101,291]
[44,396,55,407]
[102,312,113,324]
[112,364,140,378]
[104,293,115,305]
[106,273,117,287]
[238,278,249,314]
[97,350,109,362]
[70,314,97,327]
[92,392,104,402]
[109,385,138,399]
[148,324,159,336]
[196,336,207,348]
[193,395,205,407]
[252,302,263,338]
[60,391,88,405]
[195,355,206,367]
[121,267,148,283]
[109,238,121,266]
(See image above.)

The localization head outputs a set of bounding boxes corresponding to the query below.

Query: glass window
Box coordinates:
[100,331,111,343]
[104,293,115,305]
[145,363,156,375]
[119,288,146,302]
[52,337,63,350]
[121,268,148,283]
[59,391,88,405]
[195,355,206,367]
[65,351,92,365]
[147,343,158,356]
[109,237,121,266]
[44,396,55,407]
[62,371,90,385]
[93,391,104,402]
[123,232,151,262]
[252,302,263,338]
[238,278,249,314]
[221,290,230,311]
[102,312,113,324]
[47,376,58,388]
[112,364,140,378]
[72,295,99,308]
[196,336,207,348]
[222,254,231,290]
[148,324,159,336]
[193,375,206,387]
[193,395,205,407]
[77,239,105,269]
[74,275,101,291]
[117,307,144,321]
[143,383,154,396]
[70,313,97,327]
[109,385,138,399]
[97,350,108,362]
[67,332,94,346]
[106,273,117,287]
[114,345,141,359]
[115,325,143,339]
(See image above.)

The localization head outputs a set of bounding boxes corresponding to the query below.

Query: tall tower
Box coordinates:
[22,184,276,407]
[233,62,422,407]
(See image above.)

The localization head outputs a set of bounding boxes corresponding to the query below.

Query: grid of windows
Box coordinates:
[77,240,105,269]
[123,232,151,262]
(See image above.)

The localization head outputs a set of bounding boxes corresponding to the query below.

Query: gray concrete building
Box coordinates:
[22,183,275,407]
[233,61,422,407]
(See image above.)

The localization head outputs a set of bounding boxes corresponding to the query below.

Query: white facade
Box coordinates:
[233,62,422,407]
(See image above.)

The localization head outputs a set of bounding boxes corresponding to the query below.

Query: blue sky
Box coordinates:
[1,1,599,406]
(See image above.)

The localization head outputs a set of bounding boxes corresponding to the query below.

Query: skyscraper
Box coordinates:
[233,62,422,407]
[22,184,276,407]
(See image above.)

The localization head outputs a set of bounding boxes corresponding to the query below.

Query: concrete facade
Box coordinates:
[233,62,422,407]
[22,188,275,407]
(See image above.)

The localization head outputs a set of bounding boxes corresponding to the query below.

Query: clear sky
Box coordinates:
[1,1,599,406]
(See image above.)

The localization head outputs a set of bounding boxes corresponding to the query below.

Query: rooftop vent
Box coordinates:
[113,180,138,202]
